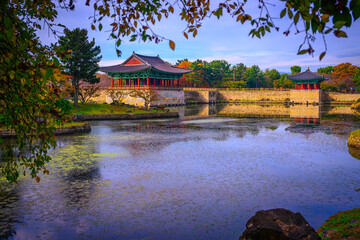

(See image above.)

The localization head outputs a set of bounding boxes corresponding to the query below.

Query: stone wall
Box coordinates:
[105,90,185,106]
[322,92,360,102]
[91,90,107,103]
[217,90,290,102]
[290,90,321,104]
[184,91,212,102]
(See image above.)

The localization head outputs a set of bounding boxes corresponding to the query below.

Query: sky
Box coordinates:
[37,1,360,73]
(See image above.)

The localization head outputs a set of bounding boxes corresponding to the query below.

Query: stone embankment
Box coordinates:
[0,122,91,138]
[82,111,178,120]
[0,112,178,138]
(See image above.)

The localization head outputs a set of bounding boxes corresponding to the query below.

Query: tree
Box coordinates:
[106,90,128,105]
[208,60,231,87]
[0,1,69,183]
[176,59,193,87]
[84,0,360,59]
[273,74,294,89]
[58,28,102,108]
[78,81,101,103]
[331,62,359,91]
[317,66,334,75]
[129,90,161,109]
[290,66,301,75]
[264,69,281,88]
[243,65,266,88]
[2,0,360,183]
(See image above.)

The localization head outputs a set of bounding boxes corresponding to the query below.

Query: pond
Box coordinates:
[1,104,360,240]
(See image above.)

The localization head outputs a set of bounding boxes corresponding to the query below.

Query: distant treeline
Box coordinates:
[175,60,360,92]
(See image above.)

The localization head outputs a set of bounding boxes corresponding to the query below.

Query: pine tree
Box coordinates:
[58,28,102,107]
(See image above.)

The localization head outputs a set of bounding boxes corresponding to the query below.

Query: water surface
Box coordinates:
[1,104,360,240]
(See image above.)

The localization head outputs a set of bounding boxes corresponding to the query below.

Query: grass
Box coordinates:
[71,102,164,115]
[349,129,360,138]
[56,122,86,127]
[317,208,360,240]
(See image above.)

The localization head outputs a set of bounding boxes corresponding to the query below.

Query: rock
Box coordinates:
[72,114,84,122]
[126,110,132,113]
[239,208,320,240]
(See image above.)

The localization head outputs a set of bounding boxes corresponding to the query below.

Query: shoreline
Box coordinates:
[0,112,179,138]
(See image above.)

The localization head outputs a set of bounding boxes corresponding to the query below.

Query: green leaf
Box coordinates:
[297,49,308,55]
[311,19,318,33]
[99,23,103,31]
[294,11,300,24]
[350,0,360,20]
[280,8,286,18]
[288,9,293,19]
[334,21,347,29]
[45,68,53,79]
[319,51,326,61]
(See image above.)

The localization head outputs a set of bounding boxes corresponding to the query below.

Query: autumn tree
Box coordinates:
[78,81,101,103]
[81,0,360,60]
[58,28,102,108]
[106,90,128,105]
[130,89,160,109]
[331,63,359,91]
[0,1,69,183]
[176,59,193,87]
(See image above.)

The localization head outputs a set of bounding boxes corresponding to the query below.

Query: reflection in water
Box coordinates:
[1,103,360,240]
[0,192,19,239]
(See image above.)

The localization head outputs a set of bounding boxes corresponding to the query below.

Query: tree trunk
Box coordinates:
[74,81,79,109]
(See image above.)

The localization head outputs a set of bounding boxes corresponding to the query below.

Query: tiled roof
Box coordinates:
[100,52,192,74]
[287,69,327,81]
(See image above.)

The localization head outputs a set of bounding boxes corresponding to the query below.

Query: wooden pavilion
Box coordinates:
[99,52,192,90]
[287,67,328,90]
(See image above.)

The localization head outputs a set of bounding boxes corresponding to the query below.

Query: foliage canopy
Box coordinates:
[58,28,102,108]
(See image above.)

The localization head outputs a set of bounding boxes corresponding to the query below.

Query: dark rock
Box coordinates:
[239,208,320,240]
[126,110,132,113]
[72,114,84,122]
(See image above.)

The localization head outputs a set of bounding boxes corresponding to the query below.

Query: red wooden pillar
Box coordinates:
[153,78,156,88]
[111,78,114,87]
[147,77,149,87]
[129,78,131,87]
[138,77,140,88]
[120,78,122,87]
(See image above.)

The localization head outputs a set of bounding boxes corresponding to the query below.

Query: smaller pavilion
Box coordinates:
[287,67,328,90]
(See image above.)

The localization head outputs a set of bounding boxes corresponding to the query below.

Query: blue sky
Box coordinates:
[37,1,360,73]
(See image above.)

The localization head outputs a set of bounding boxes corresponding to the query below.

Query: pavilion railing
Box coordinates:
[183,87,291,91]
[106,86,183,91]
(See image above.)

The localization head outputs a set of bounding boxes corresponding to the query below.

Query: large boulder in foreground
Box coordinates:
[239,208,320,240]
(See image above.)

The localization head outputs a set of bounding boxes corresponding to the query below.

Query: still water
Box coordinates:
[1,104,360,240]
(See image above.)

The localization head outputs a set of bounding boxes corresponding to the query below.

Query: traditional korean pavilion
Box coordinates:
[287,67,328,90]
[99,52,192,90]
